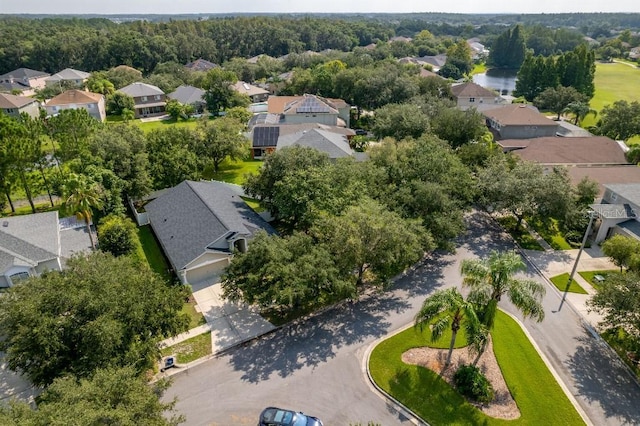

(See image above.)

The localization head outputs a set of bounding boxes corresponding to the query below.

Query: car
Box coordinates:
[354,128,367,136]
[258,406,323,426]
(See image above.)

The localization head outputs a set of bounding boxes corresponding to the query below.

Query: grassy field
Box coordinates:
[369,310,584,425]
[549,273,588,294]
[205,158,263,185]
[161,331,212,364]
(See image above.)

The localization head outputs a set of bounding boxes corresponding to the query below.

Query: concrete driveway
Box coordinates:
[0,354,38,404]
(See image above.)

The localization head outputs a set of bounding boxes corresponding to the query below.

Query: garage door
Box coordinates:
[185,260,227,285]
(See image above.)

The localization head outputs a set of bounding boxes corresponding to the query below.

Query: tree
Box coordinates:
[222,232,352,314]
[488,25,526,69]
[563,101,597,125]
[601,235,640,272]
[371,103,429,140]
[461,250,545,331]
[165,98,185,120]
[98,214,139,258]
[107,91,135,116]
[49,108,100,165]
[313,198,433,290]
[86,73,115,96]
[202,68,240,115]
[594,100,640,141]
[0,367,184,425]
[0,252,188,386]
[533,86,588,120]
[588,272,640,358]
[430,107,486,148]
[414,288,480,366]
[62,173,104,249]
[146,127,200,189]
[196,117,248,173]
[444,40,473,76]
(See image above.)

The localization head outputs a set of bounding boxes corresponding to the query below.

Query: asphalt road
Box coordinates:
[164,211,640,425]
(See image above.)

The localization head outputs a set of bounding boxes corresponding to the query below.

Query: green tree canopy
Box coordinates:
[195,117,248,173]
[98,214,140,258]
[601,235,640,272]
[488,25,526,69]
[533,86,588,120]
[146,127,200,189]
[371,103,429,140]
[107,91,135,115]
[0,252,188,386]
[594,100,640,141]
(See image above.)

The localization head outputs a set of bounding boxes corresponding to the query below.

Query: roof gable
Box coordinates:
[0,93,38,109]
[277,128,353,158]
[0,68,49,82]
[46,68,90,82]
[0,211,60,271]
[118,82,165,97]
[484,104,557,126]
[605,183,640,206]
[46,90,103,106]
[283,94,338,115]
[168,85,206,105]
[500,136,628,165]
[451,82,498,98]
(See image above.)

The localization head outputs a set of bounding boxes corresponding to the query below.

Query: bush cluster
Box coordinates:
[453,364,495,404]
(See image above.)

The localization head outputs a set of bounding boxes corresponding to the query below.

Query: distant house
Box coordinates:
[231,81,269,103]
[117,82,166,118]
[417,55,447,72]
[0,93,40,118]
[247,54,275,64]
[45,68,90,87]
[184,58,219,72]
[145,180,275,285]
[267,94,351,128]
[0,68,50,95]
[467,38,489,60]
[451,82,503,110]
[591,184,640,243]
[45,89,106,122]
[168,85,206,113]
[389,36,413,43]
[0,212,92,288]
[250,123,356,160]
[483,104,558,140]
[629,47,640,60]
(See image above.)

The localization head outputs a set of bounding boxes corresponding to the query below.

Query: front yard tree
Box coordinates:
[601,234,640,272]
[371,103,429,141]
[146,127,200,189]
[203,68,241,115]
[0,366,184,425]
[430,107,486,148]
[196,116,248,173]
[414,288,481,367]
[533,86,588,120]
[0,252,188,386]
[594,100,640,141]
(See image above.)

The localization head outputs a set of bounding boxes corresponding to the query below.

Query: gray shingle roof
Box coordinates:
[605,183,640,206]
[118,82,165,97]
[277,128,353,159]
[145,181,274,271]
[0,212,60,272]
[590,203,637,219]
[0,68,49,82]
[168,85,206,105]
[46,68,90,82]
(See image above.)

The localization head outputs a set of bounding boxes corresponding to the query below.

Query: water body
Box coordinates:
[473,69,518,95]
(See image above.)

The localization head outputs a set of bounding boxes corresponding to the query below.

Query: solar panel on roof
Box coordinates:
[295,96,331,114]
[253,126,279,147]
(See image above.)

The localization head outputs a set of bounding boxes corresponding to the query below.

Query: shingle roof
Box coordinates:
[184,58,219,72]
[590,203,637,219]
[46,68,90,82]
[451,82,498,99]
[276,128,354,159]
[46,90,103,106]
[499,136,628,165]
[268,95,347,114]
[0,81,30,93]
[483,104,557,127]
[118,82,164,97]
[231,81,269,97]
[0,211,60,273]
[0,93,38,109]
[145,181,274,271]
[168,85,206,105]
[568,165,640,197]
[604,183,640,206]
[0,67,49,82]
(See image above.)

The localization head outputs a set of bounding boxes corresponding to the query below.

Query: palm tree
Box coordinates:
[62,173,103,249]
[563,101,597,126]
[414,288,481,367]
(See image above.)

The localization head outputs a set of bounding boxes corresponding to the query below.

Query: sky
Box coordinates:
[2,0,640,15]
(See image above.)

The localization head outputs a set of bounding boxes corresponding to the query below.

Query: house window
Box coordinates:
[611,193,618,202]
[469,97,475,103]
[154,95,161,101]
[141,96,148,102]
[87,103,94,109]
[10,272,30,283]
[5,108,16,114]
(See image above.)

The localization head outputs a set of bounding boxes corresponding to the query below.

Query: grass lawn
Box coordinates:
[549,273,588,294]
[578,270,617,291]
[205,158,263,185]
[496,216,544,251]
[369,310,584,425]
[528,217,573,250]
[135,117,201,133]
[2,201,60,216]
[161,331,212,364]
[181,297,207,329]
[136,225,172,282]
[471,63,487,75]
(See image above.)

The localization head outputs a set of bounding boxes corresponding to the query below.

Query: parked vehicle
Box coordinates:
[258,406,323,426]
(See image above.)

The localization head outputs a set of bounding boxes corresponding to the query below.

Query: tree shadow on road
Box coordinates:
[565,331,640,424]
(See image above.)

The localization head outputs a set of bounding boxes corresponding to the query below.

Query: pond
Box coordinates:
[473,68,518,95]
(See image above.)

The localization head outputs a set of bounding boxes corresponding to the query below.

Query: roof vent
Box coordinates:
[2,221,8,227]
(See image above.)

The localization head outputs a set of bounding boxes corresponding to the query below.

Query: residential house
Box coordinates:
[0,68,50,95]
[483,104,558,140]
[251,123,356,160]
[247,54,275,64]
[168,85,206,113]
[0,93,40,118]
[389,36,413,43]
[45,68,90,87]
[117,82,166,118]
[417,55,447,72]
[467,38,489,60]
[231,81,270,103]
[591,184,640,243]
[44,89,106,122]
[0,212,92,287]
[267,94,351,128]
[145,180,275,284]
[568,166,640,198]
[629,47,640,60]
[184,58,219,72]
[451,82,503,110]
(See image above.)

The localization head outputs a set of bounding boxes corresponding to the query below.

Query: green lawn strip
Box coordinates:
[161,331,212,364]
[136,225,172,282]
[369,310,584,425]
[492,310,585,425]
[205,158,263,185]
[549,273,588,294]
[528,217,572,250]
[134,117,200,133]
[577,270,617,291]
[181,297,207,329]
[240,196,265,213]
[496,216,544,251]
[471,63,487,75]
[2,202,60,216]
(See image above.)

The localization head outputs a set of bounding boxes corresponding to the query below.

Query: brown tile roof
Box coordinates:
[567,165,640,197]
[483,104,557,127]
[500,136,628,165]
[47,90,103,106]
[0,93,38,109]
[451,82,498,98]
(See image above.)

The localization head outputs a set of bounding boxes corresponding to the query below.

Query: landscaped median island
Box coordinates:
[549,273,589,294]
[369,310,585,425]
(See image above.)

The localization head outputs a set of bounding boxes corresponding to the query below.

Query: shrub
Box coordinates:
[453,364,495,404]
[98,214,141,259]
